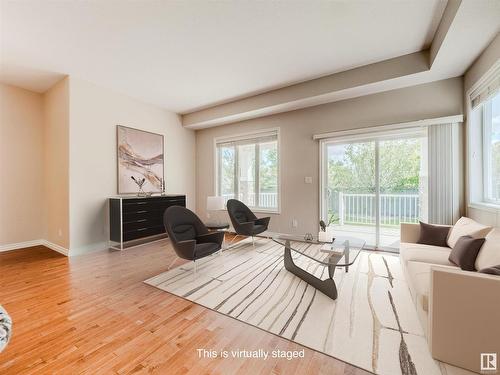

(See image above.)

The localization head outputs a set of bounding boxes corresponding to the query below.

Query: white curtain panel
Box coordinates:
[427,123,461,225]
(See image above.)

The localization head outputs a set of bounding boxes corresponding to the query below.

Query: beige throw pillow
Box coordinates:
[447,217,493,248]
[475,228,500,270]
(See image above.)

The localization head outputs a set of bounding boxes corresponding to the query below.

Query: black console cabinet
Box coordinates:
[109,195,186,250]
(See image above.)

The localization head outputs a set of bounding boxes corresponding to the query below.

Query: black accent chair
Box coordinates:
[226,199,270,246]
[163,206,224,272]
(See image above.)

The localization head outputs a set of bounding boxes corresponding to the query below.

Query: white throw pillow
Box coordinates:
[446,217,493,248]
[475,228,500,270]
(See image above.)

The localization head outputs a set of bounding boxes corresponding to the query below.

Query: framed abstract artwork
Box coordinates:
[117,125,164,194]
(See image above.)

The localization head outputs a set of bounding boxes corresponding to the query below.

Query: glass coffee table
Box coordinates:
[271,234,365,300]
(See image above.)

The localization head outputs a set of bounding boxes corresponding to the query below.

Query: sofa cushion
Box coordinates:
[447,217,492,248]
[449,235,485,271]
[400,242,456,267]
[417,221,451,247]
[475,228,500,270]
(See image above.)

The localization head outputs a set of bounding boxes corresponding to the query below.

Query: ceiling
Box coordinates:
[0,0,448,113]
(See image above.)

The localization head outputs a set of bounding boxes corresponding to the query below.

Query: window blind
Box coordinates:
[427,123,461,225]
[470,63,500,109]
[216,131,278,148]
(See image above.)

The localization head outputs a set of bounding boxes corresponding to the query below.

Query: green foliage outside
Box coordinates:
[328,139,422,194]
[219,143,278,195]
[259,145,278,192]
[327,139,422,225]
[219,147,235,195]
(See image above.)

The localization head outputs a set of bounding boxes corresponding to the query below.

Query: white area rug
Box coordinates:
[145,238,474,375]
[0,305,12,353]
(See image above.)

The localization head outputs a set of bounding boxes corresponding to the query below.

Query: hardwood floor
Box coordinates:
[0,239,371,375]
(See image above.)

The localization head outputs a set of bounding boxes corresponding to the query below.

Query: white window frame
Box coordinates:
[481,96,500,204]
[483,100,493,203]
[214,128,281,214]
[466,61,500,211]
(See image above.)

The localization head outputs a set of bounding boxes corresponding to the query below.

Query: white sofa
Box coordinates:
[400,222,500,373]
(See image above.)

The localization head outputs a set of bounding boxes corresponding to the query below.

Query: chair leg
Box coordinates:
[192,260,197,280]
[252,236,255,248]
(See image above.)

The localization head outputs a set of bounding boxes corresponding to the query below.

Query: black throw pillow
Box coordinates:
[448,235,485,271]
[417,221,450,247]
[479,265,500,275]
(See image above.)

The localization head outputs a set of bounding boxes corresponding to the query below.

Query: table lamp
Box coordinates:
[206,196,225,223]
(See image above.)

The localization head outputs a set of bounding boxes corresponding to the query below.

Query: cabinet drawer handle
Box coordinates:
[137,219,147,222]
[137,210,147,213]
[136,202,147,205]
[137,228,148,231]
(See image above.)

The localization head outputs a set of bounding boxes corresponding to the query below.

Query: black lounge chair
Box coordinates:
[163,206,224,273]
[226,199,270,246]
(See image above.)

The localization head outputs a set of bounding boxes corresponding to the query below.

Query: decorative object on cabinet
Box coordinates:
[131,176,146,196]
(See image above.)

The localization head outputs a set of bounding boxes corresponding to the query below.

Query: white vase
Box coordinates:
[318,231,330,242]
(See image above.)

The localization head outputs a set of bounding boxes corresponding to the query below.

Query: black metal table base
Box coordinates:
[283,240,338,300]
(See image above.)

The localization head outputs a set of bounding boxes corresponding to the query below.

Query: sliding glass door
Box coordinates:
[378,136,427,247]
[324,141,377,246]
[321,130,427,249]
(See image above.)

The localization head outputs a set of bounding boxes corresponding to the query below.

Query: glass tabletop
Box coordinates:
[271,233,365,267]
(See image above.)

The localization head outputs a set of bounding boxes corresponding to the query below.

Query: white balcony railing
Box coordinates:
[220,191,420,226]
[335,192,420,226]
[221,192,278,209]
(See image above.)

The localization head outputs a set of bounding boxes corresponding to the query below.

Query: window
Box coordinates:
[216,130,279,212]
[468,64,500,208]
[482,91,500,202]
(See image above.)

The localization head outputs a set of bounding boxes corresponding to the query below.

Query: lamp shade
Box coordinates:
[207,196,225,211]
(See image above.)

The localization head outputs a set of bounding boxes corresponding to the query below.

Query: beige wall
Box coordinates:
[0,83,45,247]
[464,32,500,94]
[196,77,464,234]
[43,77,70,250]
[464,32,500,227]
[69,77,196,255]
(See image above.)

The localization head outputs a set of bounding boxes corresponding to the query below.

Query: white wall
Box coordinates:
[196,77,464,234]
[69,77,196,255]
[0,83,45,248]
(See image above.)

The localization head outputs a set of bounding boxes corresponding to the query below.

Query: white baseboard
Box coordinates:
[0,239,112,257]
[0,239,69,256]
[41,240,69,256]
[0,239,44,252]
[0,239,164,257]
